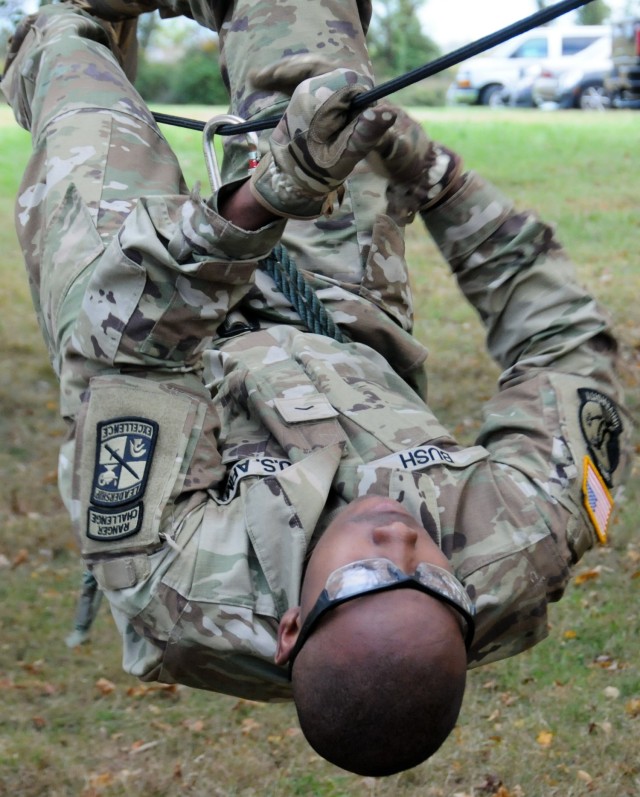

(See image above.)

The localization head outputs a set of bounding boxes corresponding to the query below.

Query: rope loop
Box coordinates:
[260,244,346,343]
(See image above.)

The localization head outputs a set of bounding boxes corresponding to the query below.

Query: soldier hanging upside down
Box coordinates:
[1,0,632,778]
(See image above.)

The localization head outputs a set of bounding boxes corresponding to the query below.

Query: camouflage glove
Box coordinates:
[374,108,465,225]
[248,63,396,220]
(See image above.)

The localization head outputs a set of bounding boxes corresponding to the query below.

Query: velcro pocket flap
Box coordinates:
[75,375,207,557]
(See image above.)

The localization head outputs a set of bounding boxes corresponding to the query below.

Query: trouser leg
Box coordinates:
[2,3,282,421]
[210,0,386,282]
[3,4,187,267]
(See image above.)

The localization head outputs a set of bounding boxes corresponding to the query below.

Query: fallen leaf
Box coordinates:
[130,740,160,754]
[182,718,205,733]
[86,773,114,788]
[574,568,600,585]
[95,677,116,696]
[625,698,640,717]
[577,770,593,785]
[240,717,261,735]
[588,721,612,735]
[563,630,577,640]
[126,683,178,698]
[11,548,29,569]
[603,686,620,699]
[31,716,46,730]
[536,730,553,747]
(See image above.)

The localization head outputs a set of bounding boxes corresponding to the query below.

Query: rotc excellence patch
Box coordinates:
[582,456,613,545]
[577,388,622,487]
[91,417,158,508]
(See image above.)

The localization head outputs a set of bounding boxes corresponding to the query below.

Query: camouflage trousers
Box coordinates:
[1,0,397,405]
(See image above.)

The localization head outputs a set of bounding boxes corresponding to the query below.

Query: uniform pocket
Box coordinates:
[72,234,146,367]
[73,374,217,560]
[40,183,104,354]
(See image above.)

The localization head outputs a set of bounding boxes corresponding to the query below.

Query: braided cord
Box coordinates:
[261,244,346,343]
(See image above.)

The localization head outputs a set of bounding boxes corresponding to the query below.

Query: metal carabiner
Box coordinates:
[202,114,260,193]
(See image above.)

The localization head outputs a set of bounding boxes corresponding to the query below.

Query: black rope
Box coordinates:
[152,0,596,135]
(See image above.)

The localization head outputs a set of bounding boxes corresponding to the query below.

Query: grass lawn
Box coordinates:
[0,103,638,797]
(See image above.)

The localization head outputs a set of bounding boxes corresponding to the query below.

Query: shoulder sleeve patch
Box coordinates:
[577,388,623,488]
[582,455,613,544]
[91,417,159,508]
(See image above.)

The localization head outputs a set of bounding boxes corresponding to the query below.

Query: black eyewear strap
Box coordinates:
[288,568,475,673]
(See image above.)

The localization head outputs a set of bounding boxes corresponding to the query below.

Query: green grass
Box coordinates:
[0,104,638,797]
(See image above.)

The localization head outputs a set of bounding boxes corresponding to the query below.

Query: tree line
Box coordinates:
[2,0,615,107]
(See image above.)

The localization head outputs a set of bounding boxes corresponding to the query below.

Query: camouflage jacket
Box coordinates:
[71,172,632,702]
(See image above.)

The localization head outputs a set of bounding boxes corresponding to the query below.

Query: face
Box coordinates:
[275,496,456,665]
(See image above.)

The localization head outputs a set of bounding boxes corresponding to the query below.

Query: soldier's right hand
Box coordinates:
[372,107,465,225]
[248,67,396,220]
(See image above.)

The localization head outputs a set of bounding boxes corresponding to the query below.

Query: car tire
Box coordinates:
[577,83,610,110]
[479,84,505,107]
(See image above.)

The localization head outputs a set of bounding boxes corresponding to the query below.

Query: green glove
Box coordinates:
[249,63,396,220]
[374,107,465,225]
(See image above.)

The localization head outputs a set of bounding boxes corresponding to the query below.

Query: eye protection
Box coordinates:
[288,557,475,671]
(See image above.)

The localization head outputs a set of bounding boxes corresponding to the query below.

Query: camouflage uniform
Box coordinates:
[2,3,632,702]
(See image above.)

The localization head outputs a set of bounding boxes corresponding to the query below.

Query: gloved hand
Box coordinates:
[248,61,396,220]
[251,55,464,224]
[374,107,465,224]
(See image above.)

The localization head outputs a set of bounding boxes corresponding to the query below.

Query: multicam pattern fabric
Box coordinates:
[2,1,633,702]
[248,66,395,220]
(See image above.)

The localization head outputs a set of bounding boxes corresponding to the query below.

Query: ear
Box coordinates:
[275,606,302,665]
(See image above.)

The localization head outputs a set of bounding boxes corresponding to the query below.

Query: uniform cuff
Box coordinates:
[420,171,515,267]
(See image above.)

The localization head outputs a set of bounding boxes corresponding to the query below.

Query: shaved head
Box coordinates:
[291,589,467,776]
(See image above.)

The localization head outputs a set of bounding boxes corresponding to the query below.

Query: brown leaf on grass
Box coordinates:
[494,788,516,797]
[574,568,601,585]
[240,717,261,735]
[500,691,518,706]
[95,677,116,696]
[126,683,179,698]
[625,698,640,717]
[130,740,160,754]
[577,770,593,786]
[536,730,553,747]
[481,680,498,691]
[11,548,29,569]
[150,720,172,732]
[85,772,115,789]
[20,660,45,674]
[31,716,46,730]
[588,721,612,735]
[173,762,183,780]
[591,654,624,671]
[182,719,205,733]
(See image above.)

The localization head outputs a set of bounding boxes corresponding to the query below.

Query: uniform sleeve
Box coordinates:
[421,172,634,666]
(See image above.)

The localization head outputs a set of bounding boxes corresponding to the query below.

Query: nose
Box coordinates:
[371,520,419,548]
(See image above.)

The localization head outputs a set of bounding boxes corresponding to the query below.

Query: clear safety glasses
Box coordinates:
[288,557,475,670]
